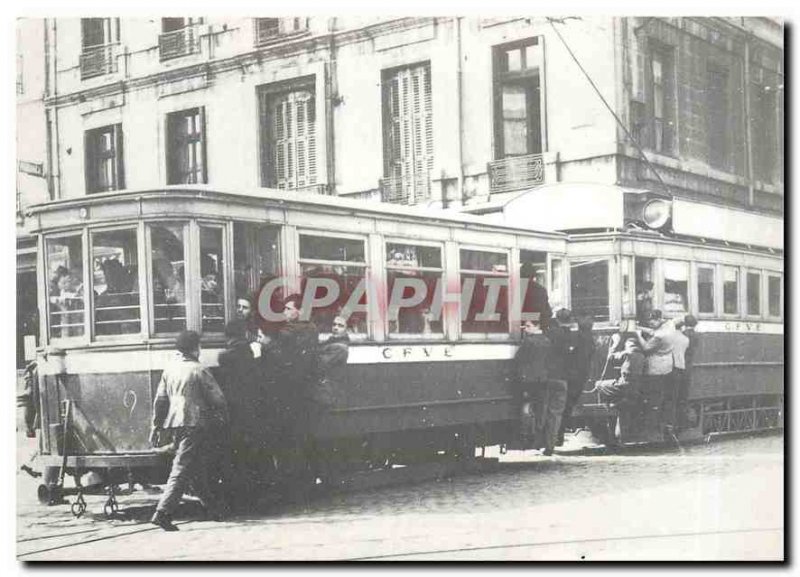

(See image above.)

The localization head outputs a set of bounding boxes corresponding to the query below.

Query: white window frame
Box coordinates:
[146,220,191,337]
[296,229,370,340]
[383,237,446,341]
[88,223,145,342]
[457,244,512,340]
[694,262,717,318]
[744,268,763,319]
[661,259,691,318]
[43,229,90,346]
[765,271,783,321]
[567,256,612,324]
[196,220,230,335]
[720,264,741,318]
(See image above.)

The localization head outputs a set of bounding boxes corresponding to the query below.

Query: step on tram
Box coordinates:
[24,184,783,509]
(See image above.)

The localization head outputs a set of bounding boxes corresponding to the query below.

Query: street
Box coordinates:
[17,432,783,561]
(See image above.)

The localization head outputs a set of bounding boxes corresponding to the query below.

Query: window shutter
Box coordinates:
[115,124,126,189]
[199,106,207,184]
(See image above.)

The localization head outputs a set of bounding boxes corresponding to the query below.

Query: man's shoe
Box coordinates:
[150,511,179,531]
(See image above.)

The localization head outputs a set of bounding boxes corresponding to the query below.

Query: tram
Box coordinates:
[25,183,783,507]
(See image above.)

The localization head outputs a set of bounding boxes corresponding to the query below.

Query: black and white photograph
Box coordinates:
[12,6,785,562]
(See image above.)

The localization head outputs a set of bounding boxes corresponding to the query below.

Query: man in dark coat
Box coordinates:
[559,313,595,445]
[216,319,264,498]
[520,262,553,331]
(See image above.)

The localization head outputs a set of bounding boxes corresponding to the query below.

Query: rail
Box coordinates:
[487,153,545,194]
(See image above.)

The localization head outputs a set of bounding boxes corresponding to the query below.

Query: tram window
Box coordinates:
[621,256,634,317]
[697,265,715,315]
[460,249,509,334]
[150,224,187,334]
[663,260,689,315]
[91,229,140,336]
[635,258,654,323]
[768,275,781,317]
[570,259,609,322]
[386,243,443,337]
[200,226,225,333]
[746,271,761,316]
[549,258,564,311]
[46,235,85,339]
[723,267,739,315]
[299,234,367,335]
[520,250,550,325]
[233,223,281,298]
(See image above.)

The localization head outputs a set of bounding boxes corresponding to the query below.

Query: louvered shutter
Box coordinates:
[268,88,317,190]
[383,63,433,187]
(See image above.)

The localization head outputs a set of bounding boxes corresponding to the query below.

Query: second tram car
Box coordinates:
[26,184,783,506]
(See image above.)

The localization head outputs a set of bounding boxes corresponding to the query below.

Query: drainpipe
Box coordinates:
[52,18,62,200]
[453,16,465,208]
[742,28,755,206]
[326,17,338,195]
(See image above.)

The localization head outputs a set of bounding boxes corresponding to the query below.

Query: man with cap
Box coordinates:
[150,330,228,531]
[534,309,571,455]
[673,314,698,430]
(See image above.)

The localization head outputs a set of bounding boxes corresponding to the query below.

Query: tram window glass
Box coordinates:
[768,275,781,317]
[233,223,281,296]
[746,271,761,316]
[460,249,509,334]
[150,224,187,334]
[663,260,689,315]
[386,243,443,337]
[570,259,609,322]
[697,265,715,315]
[635,258,654,323]
[91,229,140,336]
[723,267,739,315]
[46,235,85,339]
[299,234,367,335]
[520,250,549,325]
[621,256,634,317]
[549,258,564,311]
[200,226,225,333]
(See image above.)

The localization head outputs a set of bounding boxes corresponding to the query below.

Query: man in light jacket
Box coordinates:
[150,330,228,531]
[636,310,682,435]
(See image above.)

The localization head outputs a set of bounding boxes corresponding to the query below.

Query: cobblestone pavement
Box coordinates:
[17,433,783,561]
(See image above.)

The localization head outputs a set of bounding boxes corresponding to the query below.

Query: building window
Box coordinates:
[91,229,140,336]
[767,274,781,318]
[299,234,368,335]
[460,249,509,335]
[80,18,119,79]
[46,235,85,339]
[386,243,444,338]
[746,271,761,316]
[707,66,731,171]
[200,226,225,333]
[752,69,779,184]
[723,266,739,315]
[150,223,187,334]
[159,18,201,61]
[570,259,609,323]
[697,265,715,315]
[85,124,125,193]
[381,62,433,204]
[258,82,317,191]
[648,45,675,154]
[166,107,207,185]
[254,17,309,46]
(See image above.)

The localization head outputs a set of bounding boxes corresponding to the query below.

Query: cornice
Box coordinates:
[44,17,437,110]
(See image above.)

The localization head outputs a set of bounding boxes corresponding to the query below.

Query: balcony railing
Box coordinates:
[282,183,331,195]
[159,25,201,61]
[80,43,119,80]
[380,172,431,205]
[254,17,309,47]
[487,153,544,194]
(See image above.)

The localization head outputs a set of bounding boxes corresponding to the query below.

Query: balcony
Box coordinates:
[80,43,119,80]
[254,17,309,47]
[159,25,201,61]
[487,153,544,194]
[380,172,431,205]
[280,183,331,196]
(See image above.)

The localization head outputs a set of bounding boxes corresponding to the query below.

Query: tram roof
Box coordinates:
[25,185,568,239]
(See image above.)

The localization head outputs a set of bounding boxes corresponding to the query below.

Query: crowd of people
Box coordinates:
[148,294,347,532]
[515,306,699,456]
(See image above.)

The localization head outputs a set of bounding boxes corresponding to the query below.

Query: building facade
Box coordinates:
[16,16,784,364]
